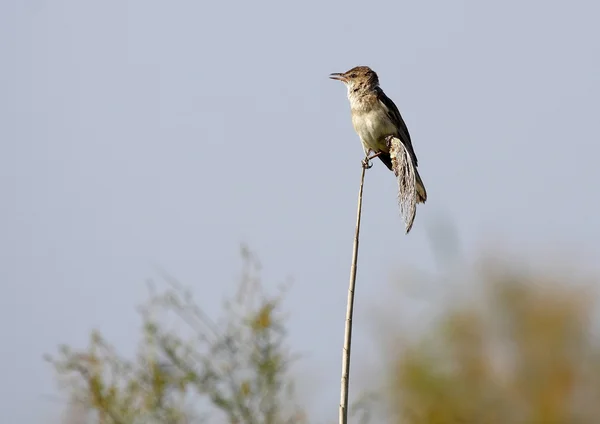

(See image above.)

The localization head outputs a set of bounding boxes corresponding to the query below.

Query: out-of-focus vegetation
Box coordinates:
[48,249,600,424]
[46,247,305,424]
[387,262,600,424]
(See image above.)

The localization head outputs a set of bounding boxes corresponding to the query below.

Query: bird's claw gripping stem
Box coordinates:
[361,151,383,169]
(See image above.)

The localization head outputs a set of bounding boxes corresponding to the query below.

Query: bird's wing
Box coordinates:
[375,87,418,167]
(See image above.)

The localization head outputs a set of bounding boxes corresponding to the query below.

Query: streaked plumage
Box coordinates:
[330,66,427,203]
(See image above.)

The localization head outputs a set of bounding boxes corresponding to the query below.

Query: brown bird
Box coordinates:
[330,66,427,203]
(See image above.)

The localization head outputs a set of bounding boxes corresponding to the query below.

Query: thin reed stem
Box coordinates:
[339,164,367,424]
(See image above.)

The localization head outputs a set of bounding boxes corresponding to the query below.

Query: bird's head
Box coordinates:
[329,66,379,95]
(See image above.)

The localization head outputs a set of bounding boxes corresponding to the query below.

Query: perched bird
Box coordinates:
[330,66,427,203]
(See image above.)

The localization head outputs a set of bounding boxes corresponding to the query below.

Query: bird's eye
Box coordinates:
[349,73,357,78]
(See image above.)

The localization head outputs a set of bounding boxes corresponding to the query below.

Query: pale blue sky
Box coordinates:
[2,0,600,422]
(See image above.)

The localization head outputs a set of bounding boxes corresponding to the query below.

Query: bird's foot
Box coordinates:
[361,157,373,169]
[361,151,383,169]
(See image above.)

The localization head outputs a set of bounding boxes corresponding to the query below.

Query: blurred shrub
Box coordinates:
[46,247,305,424]
[387,262,600,424]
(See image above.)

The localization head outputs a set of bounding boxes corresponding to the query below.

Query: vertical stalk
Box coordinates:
[339,165,367,424]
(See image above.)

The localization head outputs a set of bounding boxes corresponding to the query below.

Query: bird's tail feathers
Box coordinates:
[415,170,427,204]
[387,136,427,233]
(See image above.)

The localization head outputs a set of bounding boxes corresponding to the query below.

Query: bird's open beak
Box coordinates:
[329,73,347,83]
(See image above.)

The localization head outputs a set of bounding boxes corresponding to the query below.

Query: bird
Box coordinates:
[330,66,427,203]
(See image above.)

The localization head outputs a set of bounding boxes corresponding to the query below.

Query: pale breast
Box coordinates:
[351,107,397,152]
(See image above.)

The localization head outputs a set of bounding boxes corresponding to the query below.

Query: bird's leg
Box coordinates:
[367,151,383,161]
[361,153,373,169]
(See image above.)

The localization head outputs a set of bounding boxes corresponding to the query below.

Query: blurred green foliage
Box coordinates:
[46,247,305,424]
